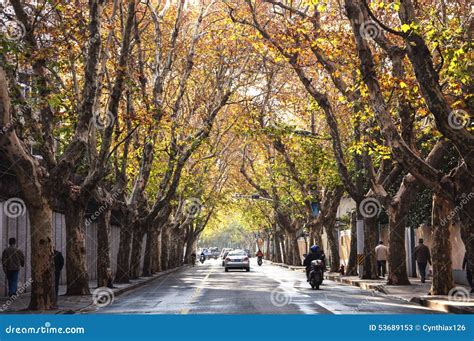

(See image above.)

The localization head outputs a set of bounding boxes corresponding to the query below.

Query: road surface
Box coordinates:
[88,259,440,314]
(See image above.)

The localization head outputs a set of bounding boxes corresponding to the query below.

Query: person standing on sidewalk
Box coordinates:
[2,238,25,297]
[414,238,431,283]
[53,249,64,298]
[375,241,388,278]
[462,252,473,293]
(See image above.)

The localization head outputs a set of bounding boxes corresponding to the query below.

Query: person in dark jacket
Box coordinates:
[53,249,64,298]
[2,238,25,297]
[414,238,431,283]
[303,245,325,281]
[462,252,473,293]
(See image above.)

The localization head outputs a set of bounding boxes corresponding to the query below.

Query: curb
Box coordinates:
[410,297,474,314]
[324,274,388,294]
[269,262,305,272]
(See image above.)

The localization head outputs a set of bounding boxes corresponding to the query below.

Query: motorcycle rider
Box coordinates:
[256,249,263,258]
[303,245,325,281]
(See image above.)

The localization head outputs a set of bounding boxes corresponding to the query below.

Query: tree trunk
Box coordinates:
[168,228,178,269]
[387,184,412,285]
[115,221,132,283]
[64,203,90,295]
[97,209,112,288]
[28,204,56,310]
[142,229,155,276]
[431,193,455,294]
[346,211,358,276]
[281,235,288,264]
[183,231,194,265]
[326,225,340,272]
[287,233,301,266]
[161,226,170,271]
[169,228,182,269]
[176,232,185,266]
[129,225,145,279]
[265,238,270,259]
[284,234,291,264]
[273,233,282,263]
[170,228,179,268]
[454,169,474,292]
[154,230,162,272]
[361,216,378,279]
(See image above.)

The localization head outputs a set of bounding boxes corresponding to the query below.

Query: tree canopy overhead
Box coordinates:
[0,0,472,309]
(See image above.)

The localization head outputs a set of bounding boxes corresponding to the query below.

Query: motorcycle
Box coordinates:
[200,254,206,264]
[257,256,263,266]
[309,259,324,290]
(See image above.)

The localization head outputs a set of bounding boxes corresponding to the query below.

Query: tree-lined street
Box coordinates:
[87,260,439,314]
[0,0,472,313]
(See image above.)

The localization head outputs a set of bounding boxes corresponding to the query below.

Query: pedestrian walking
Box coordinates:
[2,238,25,297]
[414,238,431,283]
[53,249,64,297]
[462,252,473,294]
[375,241,388,278]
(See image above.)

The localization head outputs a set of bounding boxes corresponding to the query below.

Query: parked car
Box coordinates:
[224,249,250,272]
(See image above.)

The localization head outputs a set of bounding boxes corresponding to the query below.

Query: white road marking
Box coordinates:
[315,301,343,314]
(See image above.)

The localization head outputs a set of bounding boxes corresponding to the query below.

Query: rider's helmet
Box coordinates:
[310,245,319,253]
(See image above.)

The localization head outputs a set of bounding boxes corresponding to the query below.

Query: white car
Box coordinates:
[224,250,250,272]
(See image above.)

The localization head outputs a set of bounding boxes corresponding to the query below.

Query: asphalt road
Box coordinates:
[89,259,440,314]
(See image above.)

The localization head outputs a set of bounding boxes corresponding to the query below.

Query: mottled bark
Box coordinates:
[326,227,340,272]
[64,203,90,295]
[361,216,378,279]
[1,68,56,309]
[142,229,156,276]
[28,205,56,309]
[115,222,132,283]
[160,226,170,271]
[176,231,185,267]
[273,232,282,263]
[288,234,301,266]
[346,211,358,276]
[454,167,474,291]
[387,197,411,285]
[130,225,145,279]
[430,194,455,294]
[184,232,195,265]
[97,209,112,288]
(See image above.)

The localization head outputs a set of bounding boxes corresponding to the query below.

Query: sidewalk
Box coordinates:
[324,272,474,314]
[0,266,183,314]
